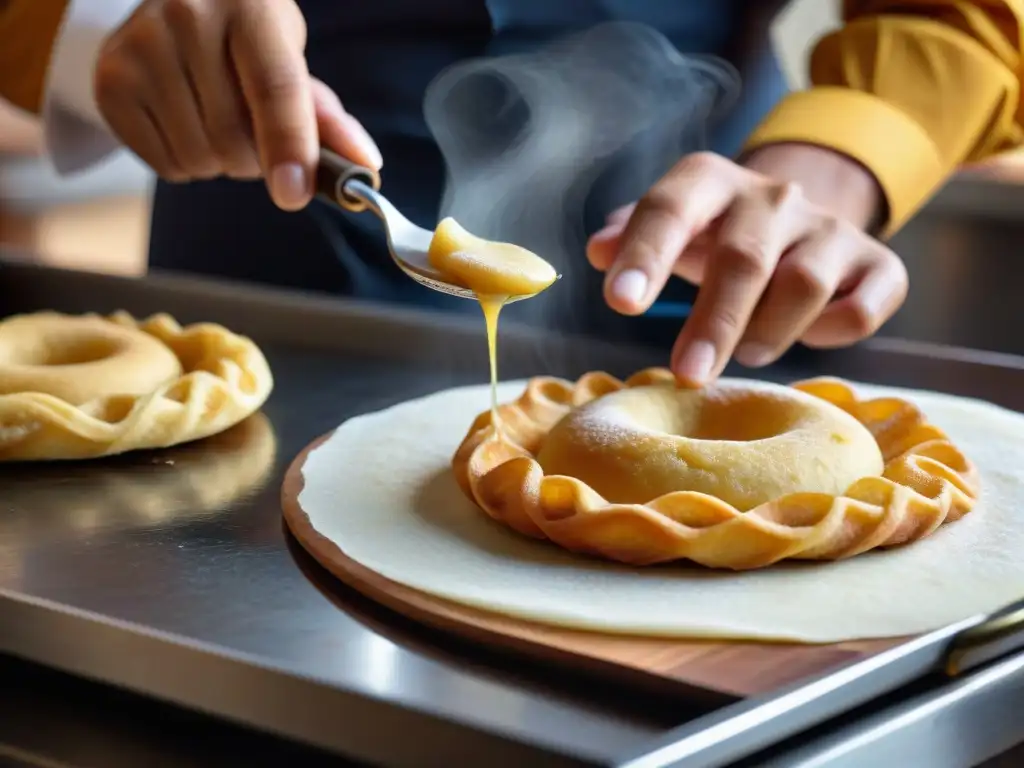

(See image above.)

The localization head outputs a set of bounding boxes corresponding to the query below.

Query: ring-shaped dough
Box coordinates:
[0,311,274,461]
[0,311,183,405]
[535,381,884,511]
[453,368,980,570]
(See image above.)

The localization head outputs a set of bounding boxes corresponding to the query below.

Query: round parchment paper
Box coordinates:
[297,378,1024,643]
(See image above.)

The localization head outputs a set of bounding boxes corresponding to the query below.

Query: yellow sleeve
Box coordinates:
[0,0,71,114]
[744,1,1024,235]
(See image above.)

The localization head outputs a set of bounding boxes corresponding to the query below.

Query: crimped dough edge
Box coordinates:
[452,368,979,570]
[0,311,273,460]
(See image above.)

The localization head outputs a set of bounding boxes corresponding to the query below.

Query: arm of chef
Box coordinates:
[744,0,1024,237]
[0,0,141,174]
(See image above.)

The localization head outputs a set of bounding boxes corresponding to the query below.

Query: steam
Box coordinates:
[423,21,741,345]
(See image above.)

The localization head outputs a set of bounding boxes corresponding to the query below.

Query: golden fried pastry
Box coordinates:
[453,368,979,570]
[0,310,273,461]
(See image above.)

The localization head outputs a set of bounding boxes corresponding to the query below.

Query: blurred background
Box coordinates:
[2,0,1022,350]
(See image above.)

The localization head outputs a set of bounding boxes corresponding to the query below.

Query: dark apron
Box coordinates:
[148,0,789,347]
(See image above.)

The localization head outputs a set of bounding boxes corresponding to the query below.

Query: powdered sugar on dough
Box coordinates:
[298,378,1024,643]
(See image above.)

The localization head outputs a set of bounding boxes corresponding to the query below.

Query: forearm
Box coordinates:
[0,0,69,113]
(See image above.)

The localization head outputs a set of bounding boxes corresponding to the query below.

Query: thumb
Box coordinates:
[312,79,383,171]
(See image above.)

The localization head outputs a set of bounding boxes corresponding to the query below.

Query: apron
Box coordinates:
[148,0,789,347]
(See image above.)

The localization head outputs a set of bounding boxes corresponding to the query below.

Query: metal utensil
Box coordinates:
[316,149,554,303]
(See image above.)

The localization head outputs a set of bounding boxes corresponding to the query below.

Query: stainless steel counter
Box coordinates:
[2,257,1024,768]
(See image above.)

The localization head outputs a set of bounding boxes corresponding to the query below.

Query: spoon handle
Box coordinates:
[315,149,381,213]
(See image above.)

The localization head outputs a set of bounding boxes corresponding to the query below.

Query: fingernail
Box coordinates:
[343,114,384,169]
[674,340,716,385]
[736,342,775,368]
[610,268,648,306]
[270,163,309,210]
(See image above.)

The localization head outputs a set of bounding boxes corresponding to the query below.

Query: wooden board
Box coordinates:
[281,433,903,699]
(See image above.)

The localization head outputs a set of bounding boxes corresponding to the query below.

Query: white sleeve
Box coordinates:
[41,0,143,175]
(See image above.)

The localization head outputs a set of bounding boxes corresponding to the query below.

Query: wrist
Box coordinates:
[740,142,888,235]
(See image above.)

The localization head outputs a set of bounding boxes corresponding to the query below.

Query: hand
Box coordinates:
[94,0,382,211]
[586,150,908,386]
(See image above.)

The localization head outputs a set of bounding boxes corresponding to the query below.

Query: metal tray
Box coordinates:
[3,256,1024,768]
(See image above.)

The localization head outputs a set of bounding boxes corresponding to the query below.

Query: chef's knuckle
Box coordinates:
[781,261,831,303]
[708,304,746,339]
[94,57,137,103]
[163,0,209,33]
[815,215,855,242]
[235,0,307,45]
[766,180,803,211]
[679,151,722,175]
[723,239,772,277]
[121,14,166,58]
[637,187,682,221]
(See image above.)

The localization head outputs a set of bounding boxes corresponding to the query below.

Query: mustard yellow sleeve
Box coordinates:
[0,0,70,114]
[744,1,1024,235]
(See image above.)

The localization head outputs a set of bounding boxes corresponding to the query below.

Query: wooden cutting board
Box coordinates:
[282,433,902,699]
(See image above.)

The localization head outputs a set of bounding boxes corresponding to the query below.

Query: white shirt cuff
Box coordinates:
[41,0,142,175]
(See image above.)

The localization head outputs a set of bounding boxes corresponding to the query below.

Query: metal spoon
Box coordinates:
[315,149,557,303]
